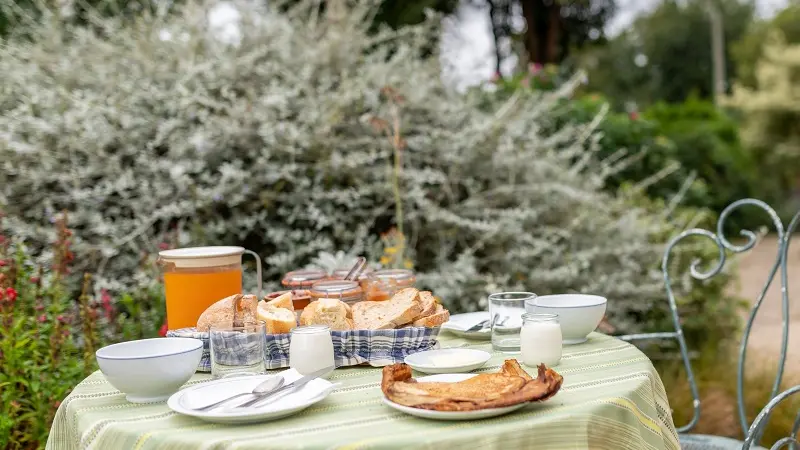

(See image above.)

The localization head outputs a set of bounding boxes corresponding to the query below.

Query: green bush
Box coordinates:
[0,215,164,450]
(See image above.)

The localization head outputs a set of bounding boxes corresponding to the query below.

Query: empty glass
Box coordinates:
[209,321,267,379]
[488,292,537,353]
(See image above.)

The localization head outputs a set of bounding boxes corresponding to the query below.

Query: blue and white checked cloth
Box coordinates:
[167,327,441,371]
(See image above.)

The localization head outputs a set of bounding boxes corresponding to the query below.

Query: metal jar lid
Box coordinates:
[281,269,328,288]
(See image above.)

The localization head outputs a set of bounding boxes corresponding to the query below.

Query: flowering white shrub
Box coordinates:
[0,0,706,334]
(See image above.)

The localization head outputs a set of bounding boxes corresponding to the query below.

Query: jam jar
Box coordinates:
[363,269,416,301]
[308,280,364,306]
[281,269,328,290]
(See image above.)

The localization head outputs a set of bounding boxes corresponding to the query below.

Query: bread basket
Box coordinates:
[167,326,441,371]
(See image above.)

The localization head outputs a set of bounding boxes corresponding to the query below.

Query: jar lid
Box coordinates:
[281,270,328,288]
[308,280,362,300]
[373,269,415,281]
[158,246,245,268]
[332,267,373,280]
[291,325,331,334]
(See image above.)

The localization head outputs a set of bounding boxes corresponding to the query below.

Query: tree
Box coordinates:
[731,3,800,88]
[575,0,755,109]
[723,31,800,214]
[482,0,614,71]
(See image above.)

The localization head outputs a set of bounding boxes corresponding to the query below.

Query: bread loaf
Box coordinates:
[196,294,258,331]
[300,298,352,331]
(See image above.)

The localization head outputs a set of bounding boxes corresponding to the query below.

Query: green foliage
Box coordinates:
[732,4,800,89]
[724,31,800,218]
[576,0,755,108]
[0,218,165,450]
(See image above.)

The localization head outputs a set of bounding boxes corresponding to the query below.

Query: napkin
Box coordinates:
[441,313,490,332]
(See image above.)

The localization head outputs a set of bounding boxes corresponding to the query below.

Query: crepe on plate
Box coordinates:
[381,359,563,411]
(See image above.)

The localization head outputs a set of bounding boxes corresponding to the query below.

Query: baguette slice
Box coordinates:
[196,294,258,331]
[257,305,298,334]
[262,291,294,311]
[413,291,437,321]
[411,304,450,328]
[352,288,423,330]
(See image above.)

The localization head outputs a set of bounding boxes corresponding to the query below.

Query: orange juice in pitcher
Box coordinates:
[158,246,262,330]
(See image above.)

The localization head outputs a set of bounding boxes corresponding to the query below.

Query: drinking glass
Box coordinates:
[209,321,267,379]
[488,292,537,353]
[289,325,335,376]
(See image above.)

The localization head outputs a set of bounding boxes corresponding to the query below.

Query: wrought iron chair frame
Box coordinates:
[617,199,799,449]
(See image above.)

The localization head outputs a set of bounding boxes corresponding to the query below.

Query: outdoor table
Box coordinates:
[46,332,679,450]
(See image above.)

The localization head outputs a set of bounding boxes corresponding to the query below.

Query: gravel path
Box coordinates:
[731,235,800,374]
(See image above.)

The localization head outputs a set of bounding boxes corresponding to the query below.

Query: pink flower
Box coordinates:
[5,288,17,303]
[0,235,5,244]
[158,242,170,250]
[490,72,501,83]
[520,76,530,88]
[29,276,40,284]
[529,62,543,74]
[35,305,45,311]
[0,260,6,267]
[38,314,46,323]
[629,111,640,121]
[57,314,65,323]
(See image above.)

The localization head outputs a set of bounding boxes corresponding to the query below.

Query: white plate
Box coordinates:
[404,348,491,374]
[167,369,335,424]
[382,373,527,420]
[440,312,491,339]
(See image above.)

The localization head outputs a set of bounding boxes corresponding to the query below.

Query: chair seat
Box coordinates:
[679,434,766,450]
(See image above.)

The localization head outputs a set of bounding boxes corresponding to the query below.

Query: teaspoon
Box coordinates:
[192,375,285,412]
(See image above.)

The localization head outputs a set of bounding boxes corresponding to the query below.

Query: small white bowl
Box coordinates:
[525,294,607,345]
[96,337,203,403]
[404,348,491,374]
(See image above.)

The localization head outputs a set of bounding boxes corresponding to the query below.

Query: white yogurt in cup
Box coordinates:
[520,313,563,368]
[289,325,335,376]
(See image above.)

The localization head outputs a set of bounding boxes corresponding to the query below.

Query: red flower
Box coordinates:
[0,260,6,267]
[5,288,17,303]
[57,314,65,323]
[38,314,47,323]
[29,276,40,284]
[158,322,169,337]
[629,111,640,121]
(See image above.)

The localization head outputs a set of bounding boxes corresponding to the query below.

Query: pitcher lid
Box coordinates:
[158,246,245,259]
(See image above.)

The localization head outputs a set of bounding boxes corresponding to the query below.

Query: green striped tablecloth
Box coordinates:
[46,332,679,450]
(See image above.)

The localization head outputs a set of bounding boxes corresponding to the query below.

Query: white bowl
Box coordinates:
[96,337,203,403]
[525,294,607,345]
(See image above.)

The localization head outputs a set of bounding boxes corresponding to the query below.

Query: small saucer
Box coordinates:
[404,348,491,374]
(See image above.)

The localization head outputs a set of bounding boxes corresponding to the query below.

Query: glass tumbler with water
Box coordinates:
[209,321,267,379]
[488,292,537,352]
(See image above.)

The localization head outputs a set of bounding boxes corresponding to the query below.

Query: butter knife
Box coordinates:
[233,365,334,409]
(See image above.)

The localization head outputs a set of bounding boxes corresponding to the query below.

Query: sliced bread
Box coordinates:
[411,303,450,328]
[257,305,297,334]
[352,288,423,330]
[413,291,437,321]
[263,291,293,311]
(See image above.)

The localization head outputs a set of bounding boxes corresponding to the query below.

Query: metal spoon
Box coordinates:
[192,375,285,412]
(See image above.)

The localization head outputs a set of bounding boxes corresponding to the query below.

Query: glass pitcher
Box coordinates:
[157,246,262,330]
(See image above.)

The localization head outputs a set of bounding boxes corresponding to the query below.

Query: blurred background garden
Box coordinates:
[1,0,799,447]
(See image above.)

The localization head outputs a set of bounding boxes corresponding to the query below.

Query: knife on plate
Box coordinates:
[232,365,335,409]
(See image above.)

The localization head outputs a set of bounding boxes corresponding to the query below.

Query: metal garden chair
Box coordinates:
[618,199,799,450]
